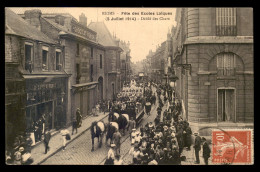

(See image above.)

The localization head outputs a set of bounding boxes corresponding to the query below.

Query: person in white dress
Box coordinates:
[60,127,69,151]
[105,144,116,165]
[135,131,142,144]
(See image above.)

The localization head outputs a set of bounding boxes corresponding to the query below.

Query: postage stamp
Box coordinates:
[212,129,253,165]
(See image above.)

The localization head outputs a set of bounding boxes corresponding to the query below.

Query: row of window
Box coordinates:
[25,42,62,72]
[216,8,237,36]
[184,8,238,36]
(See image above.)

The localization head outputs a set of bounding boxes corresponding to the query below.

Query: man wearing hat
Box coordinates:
[128,117,136,138]
[193,132,201,164]
[202,137,211,165]
[72,108,82,135]
[131,128,136,143]
[112,128,122,156]
[154,115,161,127]
[176,124,184,154]
[148,122,154,129]
[43,128,51,154]
[76,108,82,128]
[184,122,192,151]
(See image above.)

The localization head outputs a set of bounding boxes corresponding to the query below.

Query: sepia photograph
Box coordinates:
[5,7,254,165]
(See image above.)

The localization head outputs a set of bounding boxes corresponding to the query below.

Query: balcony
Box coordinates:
[217,68,236,80]
[216,25,237,36]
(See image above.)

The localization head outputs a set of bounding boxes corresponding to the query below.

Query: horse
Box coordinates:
[117,113,129,136]
[108,111,129,135]
[90,121,106,151]
[106,122,119,146]
[108,111,120,122]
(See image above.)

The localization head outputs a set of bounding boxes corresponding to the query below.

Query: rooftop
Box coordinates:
[5,8,56,44]
[88,22,117,47]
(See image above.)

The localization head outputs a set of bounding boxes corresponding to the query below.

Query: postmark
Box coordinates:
[212,129,253,165]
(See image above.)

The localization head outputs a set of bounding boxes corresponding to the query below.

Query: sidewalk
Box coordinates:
[181,144,213,165]
[30,111,109,165]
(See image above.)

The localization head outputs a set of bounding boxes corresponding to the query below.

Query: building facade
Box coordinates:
[16,9,110,126]
[145,42,166,83]
[120,40,132,87]
[5,8,69,149]
[171,8,254,135]
[88,22,123,101]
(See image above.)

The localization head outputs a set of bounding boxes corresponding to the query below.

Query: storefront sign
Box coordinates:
[71,24,96,41]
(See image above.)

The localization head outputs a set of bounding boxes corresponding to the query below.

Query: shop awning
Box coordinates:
[23,74,69,79]
[72,82,98,88]
[87,85,97,90]
[72,82,98,93]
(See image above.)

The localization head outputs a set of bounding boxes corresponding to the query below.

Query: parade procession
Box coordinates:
[5,7,254,165]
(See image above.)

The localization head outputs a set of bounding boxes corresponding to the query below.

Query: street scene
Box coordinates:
[5,7,254,165]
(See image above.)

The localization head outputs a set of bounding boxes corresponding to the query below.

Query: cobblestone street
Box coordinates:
[42,87,210,165]
[42,87,159,165]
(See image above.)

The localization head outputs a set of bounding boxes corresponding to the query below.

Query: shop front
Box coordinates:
[24,76,67,133]
[72,82,98,118]
[5,64,27,151]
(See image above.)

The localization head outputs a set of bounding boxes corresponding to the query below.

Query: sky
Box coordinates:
[9,7,177,63]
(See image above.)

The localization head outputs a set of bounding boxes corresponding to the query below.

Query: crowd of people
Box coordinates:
[106,82,211,165]
[126,84,189,165]
[5,113,49,165]
[6,80,211,165]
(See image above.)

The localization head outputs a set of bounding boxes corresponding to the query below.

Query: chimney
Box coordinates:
[24,9,42,31]
[79,13,87,27]
[55,15,65,26]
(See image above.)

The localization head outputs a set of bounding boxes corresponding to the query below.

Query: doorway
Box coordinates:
[217,89,236,122]
[98,77,103,101]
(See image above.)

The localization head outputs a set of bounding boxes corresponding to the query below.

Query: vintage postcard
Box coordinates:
[5,7,254,165]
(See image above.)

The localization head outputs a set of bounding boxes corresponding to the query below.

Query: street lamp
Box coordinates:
[60,90,65,103]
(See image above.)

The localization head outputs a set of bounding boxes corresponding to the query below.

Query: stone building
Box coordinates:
[16,10,108,126]
[5,8,69,149]
[144,50,153,80]
[171,8,253,135]
[88,22,123,101]
[119,40,132,86]
[146,42,166,83]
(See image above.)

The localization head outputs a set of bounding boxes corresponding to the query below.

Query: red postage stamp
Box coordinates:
[212,129,253,164]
